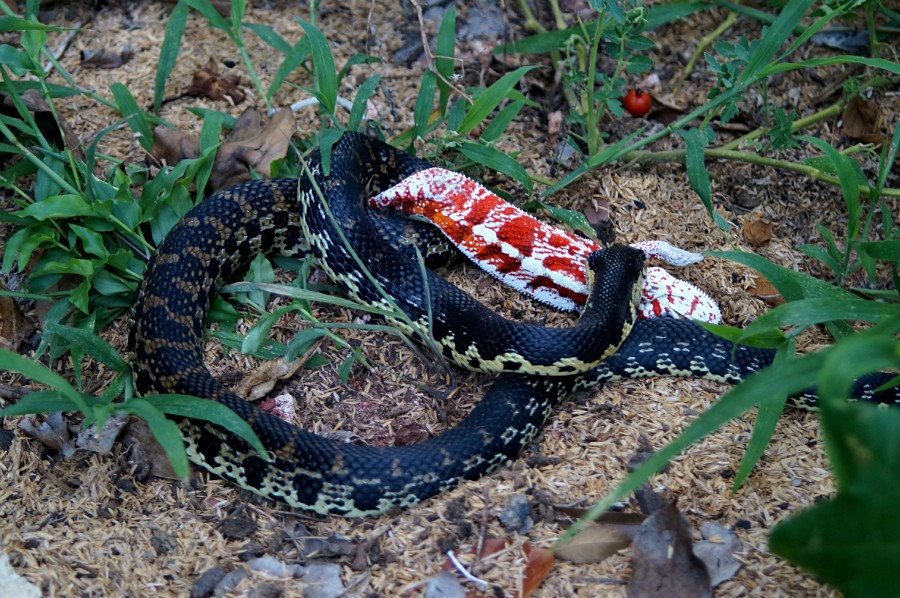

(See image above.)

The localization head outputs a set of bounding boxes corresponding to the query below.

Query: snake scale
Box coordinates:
[131,132,899,516]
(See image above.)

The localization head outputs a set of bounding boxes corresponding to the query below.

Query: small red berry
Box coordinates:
[623,89,652,117]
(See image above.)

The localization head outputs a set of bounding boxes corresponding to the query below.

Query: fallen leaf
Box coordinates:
[394,422,430,446]
[441,538,553,598]
[555,524,632,564]
[148,125,201,166]
[521,542,554,598]
[186,57,245,104]
[0,293,35,352]
[628,502,711,598]
[693,522,743,587]
[1,90,81,156]
[121,417,178,480]
[208,107,295,190]
[742,219,772,248]
[747,275,785,307]
[80,46,134,69]
[842,95,885,146]
[235,357,303,400]
[148,108,295,192]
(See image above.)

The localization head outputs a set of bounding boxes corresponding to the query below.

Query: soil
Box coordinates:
[1,1,897,597]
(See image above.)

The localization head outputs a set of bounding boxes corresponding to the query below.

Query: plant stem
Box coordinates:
[674,10,737,95]
[722,101,842,151]
[627,147,900,199]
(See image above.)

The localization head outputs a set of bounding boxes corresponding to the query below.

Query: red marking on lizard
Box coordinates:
[371,167,721,323]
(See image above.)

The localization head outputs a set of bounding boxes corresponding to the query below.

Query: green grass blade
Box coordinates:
[110,83,153,150]
[456,66,536,138]
[348,74,380,131]
[298,19,337,115]
[0,348,88,412]
[154,0,188,113]
[457,141,533,194]
[679,127,729,231]
[740,0,814,80]
[435,6,457,114]
[123,398,190,479]
[45,322,127,372]
[0,389,85,417]
[147,394,269,459]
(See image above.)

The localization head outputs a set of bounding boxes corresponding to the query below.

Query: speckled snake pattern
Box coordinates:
[130,132,900,516]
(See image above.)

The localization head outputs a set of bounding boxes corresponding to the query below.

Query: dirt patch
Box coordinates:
[1,1,896,596]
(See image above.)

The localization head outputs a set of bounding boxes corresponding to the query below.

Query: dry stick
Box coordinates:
[43,18,87,76]
[408,0,472,104]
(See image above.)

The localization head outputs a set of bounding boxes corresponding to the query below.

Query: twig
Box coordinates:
[44,18,87,76]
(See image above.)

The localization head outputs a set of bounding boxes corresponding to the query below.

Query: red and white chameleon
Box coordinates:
[371,167,721,324]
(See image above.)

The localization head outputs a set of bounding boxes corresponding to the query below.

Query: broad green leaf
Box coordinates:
[457,141,533,194]
[285,328,329,361]
[45,322,127,372]
[16,194,92,219]
[148,394,269,459]
[770,492,900,598]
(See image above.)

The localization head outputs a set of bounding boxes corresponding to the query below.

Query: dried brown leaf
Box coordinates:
[748,275,784,307]
[693,522,742,587]
[235,357,303,400]
[80,47,134,69]
[555,524,632,564]
[148,125,201,165]
[186,57,245,104]
[208,108,295,191]
[742,219,772,248]
[0,294,35,352]
[521,542,554,598]
[628,502,711,598]
[148,108,295,192]
[843,95,885,146]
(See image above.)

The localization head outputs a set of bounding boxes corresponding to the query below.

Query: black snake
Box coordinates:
[130,132,899,516]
